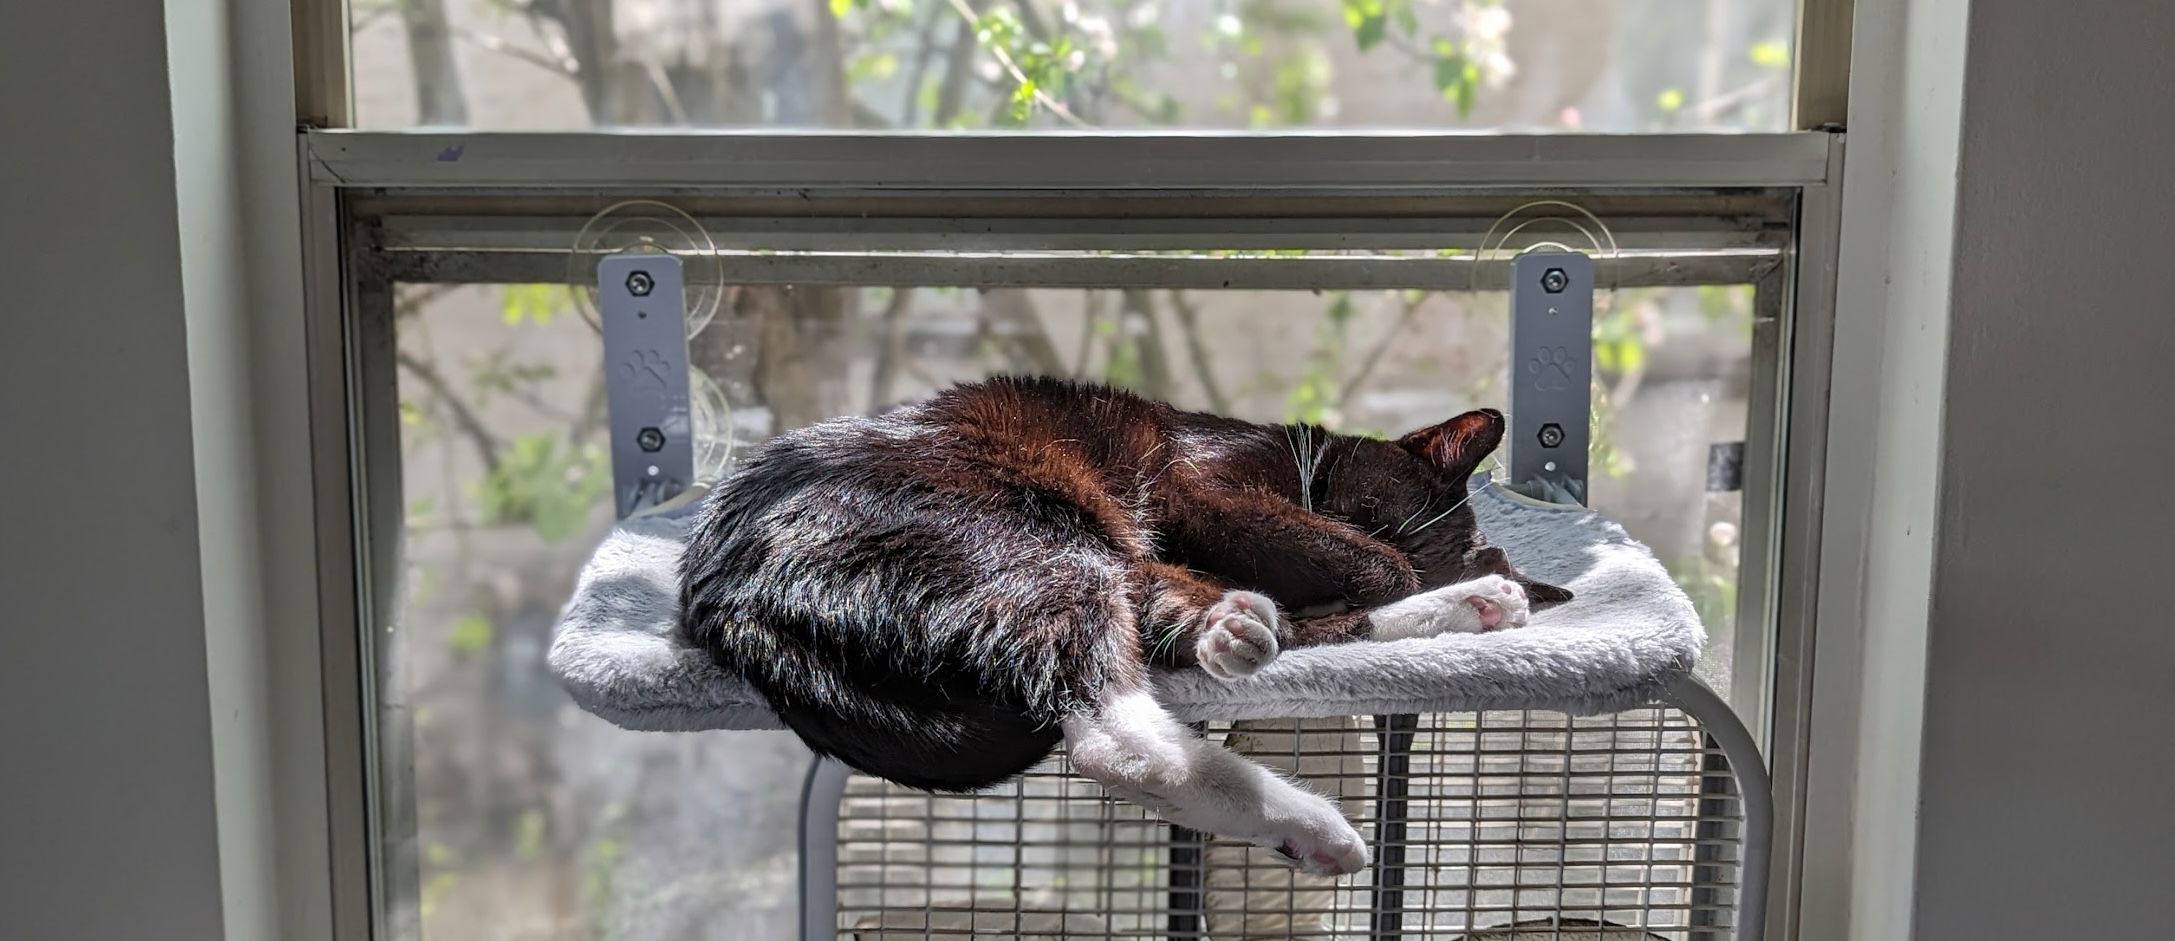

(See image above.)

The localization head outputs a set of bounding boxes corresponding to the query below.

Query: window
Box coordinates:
[299,4,1847,937]
[349,0,1797,132]
[328,169,1823,936]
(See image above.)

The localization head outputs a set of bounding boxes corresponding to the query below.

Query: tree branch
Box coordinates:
[867,287,917,412]
[899,0,947,125]
[1685,74,1786,124]
[1009,0,1053,42]
[402,0,470,124]
[392,283,459,319]
[1071,291,1101,378]
[455,26,580,78]
[638,58,690,124]
[396,349,503,473]
[1166,290,1232,413]
[1338,291,1430,405]
[941,0,1090,127]
[932,13,979,126]
[976,289,1067,375]
[1121,289,1176,399]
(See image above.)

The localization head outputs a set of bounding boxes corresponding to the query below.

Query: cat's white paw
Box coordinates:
[1368,575,1531,640]
[1467,575,1530,632]
[1197,590,1281,681]
[1257,796,1371,877]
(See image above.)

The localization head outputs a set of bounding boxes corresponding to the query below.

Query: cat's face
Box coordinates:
[1327,410,1574,607]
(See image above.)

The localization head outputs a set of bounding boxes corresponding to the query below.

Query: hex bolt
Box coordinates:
[626,270,655,297]
[1537,423,1566,448]
[1541,268,1569,294]
[636,426,666,453]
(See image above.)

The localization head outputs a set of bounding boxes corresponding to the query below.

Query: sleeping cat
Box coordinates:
[681,376,1570,876]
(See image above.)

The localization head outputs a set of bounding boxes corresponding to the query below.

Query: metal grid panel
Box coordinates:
[834,707,1741,940]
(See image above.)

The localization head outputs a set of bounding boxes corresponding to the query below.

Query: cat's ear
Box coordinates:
[1398,409,1505,477]
[1473,546,1574,607]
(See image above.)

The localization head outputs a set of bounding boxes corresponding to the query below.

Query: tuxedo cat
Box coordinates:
[681,377,1570,876]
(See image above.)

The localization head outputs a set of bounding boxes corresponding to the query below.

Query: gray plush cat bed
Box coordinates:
[548,485,1706,731]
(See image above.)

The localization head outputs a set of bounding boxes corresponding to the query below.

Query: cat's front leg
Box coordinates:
[1366,575,1532,641]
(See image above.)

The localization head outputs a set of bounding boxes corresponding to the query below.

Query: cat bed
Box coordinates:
[548,485,1705,732]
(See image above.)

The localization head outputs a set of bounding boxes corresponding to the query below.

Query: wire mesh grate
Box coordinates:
[833,707,1743,940]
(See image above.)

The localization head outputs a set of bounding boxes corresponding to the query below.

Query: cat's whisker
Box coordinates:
[1286,424,1328,514]
[1394,498,1435,536]
[1148,621,1185,663]
[1407,478,1496,536]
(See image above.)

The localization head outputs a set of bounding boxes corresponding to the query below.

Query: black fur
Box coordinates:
[680,377,1566,792]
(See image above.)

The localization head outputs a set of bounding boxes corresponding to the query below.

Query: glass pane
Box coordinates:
[387,269,1754,938]
[352,0,1795,132]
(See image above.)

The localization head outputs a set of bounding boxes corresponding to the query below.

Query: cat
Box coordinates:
[680,376,1570,877]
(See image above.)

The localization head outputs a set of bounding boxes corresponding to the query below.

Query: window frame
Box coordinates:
[281,0,1862,936]
[299,127,1842,941]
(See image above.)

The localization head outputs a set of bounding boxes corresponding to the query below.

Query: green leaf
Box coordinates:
[1352,13,1386,50]
[448,614,493,655]
[1267,47,1331,124]
[471,348,557,402]
[847,50,899,83]
[1392,0,1419,38]
[1432,44,1465,96]
[406,497,436,528]
[1657,88,1685,113]
[915,74,941,116]
[1005,79,1037,125]
[516,810,546,861]
[1343,0,1387,50]
[974,8,1021,48]
[499,283,562,325]
[1749,40,1791,70]
[1326,292,1356,327]
[473,432,607,542]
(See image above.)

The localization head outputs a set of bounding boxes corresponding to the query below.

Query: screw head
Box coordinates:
[1537,423,1566,448]
[1541,268,1569,294]
[626,270,655,297]
[636,426,666,452]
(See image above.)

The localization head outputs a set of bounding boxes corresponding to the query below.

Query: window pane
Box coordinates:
[352,0,1795,132]
[387,268,1755,937]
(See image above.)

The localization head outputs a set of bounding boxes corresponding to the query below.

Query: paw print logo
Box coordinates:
[620,349,674,400]
[1527,346,1577,392]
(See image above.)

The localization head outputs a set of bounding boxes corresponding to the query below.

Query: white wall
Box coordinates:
[1910,3,2175,936]
[0,1,227,938]
[1808,1,2175,936]
[1797,0,1970,934]
[0,1,316,937]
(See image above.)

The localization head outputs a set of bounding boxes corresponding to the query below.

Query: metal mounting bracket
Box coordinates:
[1508,250,1595,505]
[599,253,695,519]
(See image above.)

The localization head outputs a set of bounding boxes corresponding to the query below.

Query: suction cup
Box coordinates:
[569,200,724,339]
[688,366,736,484]
[1473,199,1622,306]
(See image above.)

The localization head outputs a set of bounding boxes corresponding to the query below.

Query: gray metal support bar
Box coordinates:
[1368,713,1421,940]
[799,757,851,941]
[1665,677,1774,941]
